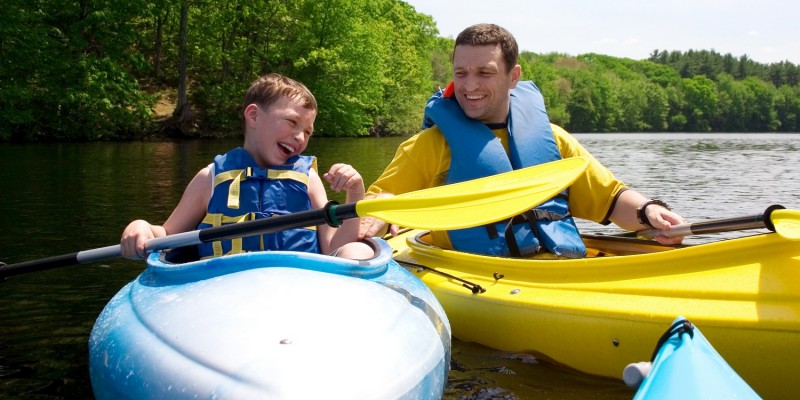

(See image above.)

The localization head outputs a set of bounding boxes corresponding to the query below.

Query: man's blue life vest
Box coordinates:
[196,148,320,258]
[422,81,586,258]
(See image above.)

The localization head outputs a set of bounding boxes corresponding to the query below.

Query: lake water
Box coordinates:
[0,133,798,399]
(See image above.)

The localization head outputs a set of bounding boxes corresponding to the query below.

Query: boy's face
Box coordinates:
[244,96,316,168]
[452,44,521,124]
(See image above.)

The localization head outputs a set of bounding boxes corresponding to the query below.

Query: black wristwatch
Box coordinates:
[636,199,670,227]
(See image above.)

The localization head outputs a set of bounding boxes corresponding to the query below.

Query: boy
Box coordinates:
[121,73,373,260]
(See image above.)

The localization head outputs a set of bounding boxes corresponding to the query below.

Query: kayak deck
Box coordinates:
[90,238,450,399]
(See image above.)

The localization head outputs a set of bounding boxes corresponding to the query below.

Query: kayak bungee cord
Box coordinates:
[649,318,694,362]
[398,259,486,294]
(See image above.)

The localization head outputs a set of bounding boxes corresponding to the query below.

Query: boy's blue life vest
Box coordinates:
[196,148,320,258]
[422,81,586,258]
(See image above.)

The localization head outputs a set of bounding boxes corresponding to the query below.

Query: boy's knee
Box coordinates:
[334,242,375,260]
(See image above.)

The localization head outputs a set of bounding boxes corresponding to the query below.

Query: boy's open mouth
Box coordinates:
[279,142,295,156]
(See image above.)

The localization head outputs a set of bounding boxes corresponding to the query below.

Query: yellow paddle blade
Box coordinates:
[771,209,800,240]
[356,157,589,230]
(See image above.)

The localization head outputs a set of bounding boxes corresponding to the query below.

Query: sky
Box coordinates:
[403,0,799,65]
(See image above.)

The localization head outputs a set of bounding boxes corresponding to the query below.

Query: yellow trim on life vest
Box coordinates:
[199,212,318,259]
[211,213,223,256]
[201,213,256,257]
[229,237,243,255]
[201,212,256,225]
[213,169,246,209]
[213,164,312,211]
[202,212,318,230]
[213,169,244,187]
[267,169,309,185]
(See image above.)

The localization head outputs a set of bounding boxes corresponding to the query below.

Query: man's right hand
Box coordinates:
[358,193,399,239]
[359,216,398,239]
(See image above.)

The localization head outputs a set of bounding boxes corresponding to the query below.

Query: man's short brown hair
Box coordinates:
[454,23,519,72]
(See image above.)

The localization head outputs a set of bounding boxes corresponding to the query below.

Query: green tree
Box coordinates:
[522,52,571,127]
[742,77,779,131]
[0,0,154,140]
[775,85,800,132]
[430,37,454,91]
[666,84,688,132]
[714,73,749,131]
[362,0,437,135]
[681,75,718,131]
[564,70,600,132]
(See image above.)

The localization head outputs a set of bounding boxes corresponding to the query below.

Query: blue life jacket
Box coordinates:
[196,148,320,258]
[422,81,586,258]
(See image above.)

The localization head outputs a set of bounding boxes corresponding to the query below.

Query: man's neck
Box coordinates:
[486,122,507,130]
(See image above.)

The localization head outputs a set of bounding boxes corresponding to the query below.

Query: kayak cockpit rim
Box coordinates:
[405,230,686,259]
[146,238,392,280]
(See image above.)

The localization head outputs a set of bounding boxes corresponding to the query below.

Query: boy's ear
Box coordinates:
[243,103,259,127]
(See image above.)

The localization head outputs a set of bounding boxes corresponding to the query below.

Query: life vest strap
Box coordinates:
[267,169,310,185]
[201,213,255,257]
[487,209,573,257]
[200,211,320,258]
[213,168,309,211]
[502,218,522,257]
[201,212,257,226]
[214,169,248,209]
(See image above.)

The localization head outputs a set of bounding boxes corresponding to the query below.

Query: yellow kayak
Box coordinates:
[387,221,800,400]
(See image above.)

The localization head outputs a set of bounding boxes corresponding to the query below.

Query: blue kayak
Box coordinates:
[625,317,761,399]
[89,238,450,399]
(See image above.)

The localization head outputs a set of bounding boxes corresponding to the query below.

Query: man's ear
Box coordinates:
[509,64,522,88]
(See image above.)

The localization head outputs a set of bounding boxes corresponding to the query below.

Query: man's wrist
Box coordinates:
[636,199,670,227]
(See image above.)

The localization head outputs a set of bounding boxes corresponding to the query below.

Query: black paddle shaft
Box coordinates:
[623,204,784,239]
[1,202,359,280]
[196,202,358,243]
[1,254,86,279]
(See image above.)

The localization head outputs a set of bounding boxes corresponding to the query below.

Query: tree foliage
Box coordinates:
[520,50,799,133]
[1,0,437,140]
[1,0,155,140]
[1,1,798,141]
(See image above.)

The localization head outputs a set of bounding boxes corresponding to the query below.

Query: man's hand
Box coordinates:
[358,193,398,239]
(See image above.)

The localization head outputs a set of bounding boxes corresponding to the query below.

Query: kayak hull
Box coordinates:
[89,238,450,399]
[389,229,800,399]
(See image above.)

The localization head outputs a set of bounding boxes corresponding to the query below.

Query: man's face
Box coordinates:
[452,44,520,124]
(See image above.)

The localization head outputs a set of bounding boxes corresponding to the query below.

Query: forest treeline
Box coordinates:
[1,0,799,142]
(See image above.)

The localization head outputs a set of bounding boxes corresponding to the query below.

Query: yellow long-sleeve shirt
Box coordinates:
[367,124,626,225]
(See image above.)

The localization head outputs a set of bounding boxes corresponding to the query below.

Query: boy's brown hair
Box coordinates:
[243,73,317,111]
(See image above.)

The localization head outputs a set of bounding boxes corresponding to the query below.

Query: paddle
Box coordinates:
[0,156,590,279]
[626,204,800,240]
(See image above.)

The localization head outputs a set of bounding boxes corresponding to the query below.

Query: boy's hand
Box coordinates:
[120,219,155,259]
[323,163,365,197]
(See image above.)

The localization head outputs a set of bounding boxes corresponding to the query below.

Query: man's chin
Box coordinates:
[462,109,485,121]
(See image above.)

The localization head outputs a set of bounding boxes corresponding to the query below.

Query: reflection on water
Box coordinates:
[1,133,798,399]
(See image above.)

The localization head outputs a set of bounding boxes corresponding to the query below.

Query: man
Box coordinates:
[360,23,684,258]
